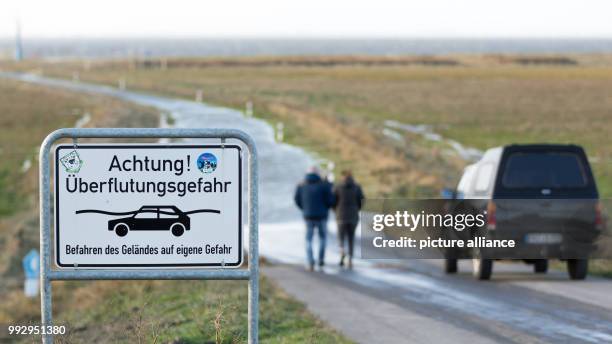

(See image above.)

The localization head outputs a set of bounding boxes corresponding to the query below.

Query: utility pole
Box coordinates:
[14,18,23,61]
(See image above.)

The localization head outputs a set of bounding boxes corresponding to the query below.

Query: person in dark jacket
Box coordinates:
[333,170,364,269]
[294,167,335,271]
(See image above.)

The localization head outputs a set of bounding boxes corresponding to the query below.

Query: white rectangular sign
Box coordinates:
[54,144,242,269]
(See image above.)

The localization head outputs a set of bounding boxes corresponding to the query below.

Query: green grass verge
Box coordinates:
[7,277,351,344]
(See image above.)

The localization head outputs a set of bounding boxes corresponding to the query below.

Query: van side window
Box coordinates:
[474,164,494,193]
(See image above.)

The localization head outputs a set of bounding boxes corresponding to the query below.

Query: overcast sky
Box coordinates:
[1,0,611,39]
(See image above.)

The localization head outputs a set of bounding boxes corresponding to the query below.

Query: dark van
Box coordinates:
[446,144,602,280]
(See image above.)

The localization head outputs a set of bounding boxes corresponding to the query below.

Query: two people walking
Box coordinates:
[294,167,364,271]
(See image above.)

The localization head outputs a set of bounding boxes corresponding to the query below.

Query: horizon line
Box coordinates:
[1,35,612,41]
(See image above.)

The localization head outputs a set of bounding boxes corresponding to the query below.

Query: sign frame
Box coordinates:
[39,128,259,343]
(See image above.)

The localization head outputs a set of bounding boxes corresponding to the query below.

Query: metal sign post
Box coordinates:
[39,128,259,343]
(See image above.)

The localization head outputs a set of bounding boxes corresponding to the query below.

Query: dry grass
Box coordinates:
[2,278,351,343]
[0,78,160,281]
[8,54,611,196]
[2,54,612,276]
[0,77,157,326]
[7,55,610,277]
[0,79,80,214]
[0,78,160,215]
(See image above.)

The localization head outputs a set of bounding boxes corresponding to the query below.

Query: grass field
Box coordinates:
[0,77,350,343]
[0,56,610,331]
[0,78,160,216]
[0,79,81,216]
[3,277,349,343]
[5,55,610,279]
[0,78,160,279]
[6,55,610,197]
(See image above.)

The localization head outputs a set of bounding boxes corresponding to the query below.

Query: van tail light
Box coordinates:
[595,202,603,229]
[486,201,496,230]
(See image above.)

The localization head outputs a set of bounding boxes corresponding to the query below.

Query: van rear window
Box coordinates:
[501,152,587,188]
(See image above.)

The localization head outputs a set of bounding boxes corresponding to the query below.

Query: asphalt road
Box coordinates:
[261,222,612,344]
[4,72,611,344]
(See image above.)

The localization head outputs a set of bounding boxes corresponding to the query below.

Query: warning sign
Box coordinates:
[54,144,242,268]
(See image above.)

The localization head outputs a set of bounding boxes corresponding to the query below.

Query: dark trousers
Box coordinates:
[338,222,357,257]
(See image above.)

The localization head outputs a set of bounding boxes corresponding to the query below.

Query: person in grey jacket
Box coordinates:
[333,170,364,269]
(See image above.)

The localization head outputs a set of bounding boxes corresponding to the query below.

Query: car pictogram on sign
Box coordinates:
[108,206,191,237]
[76,205,221,237]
